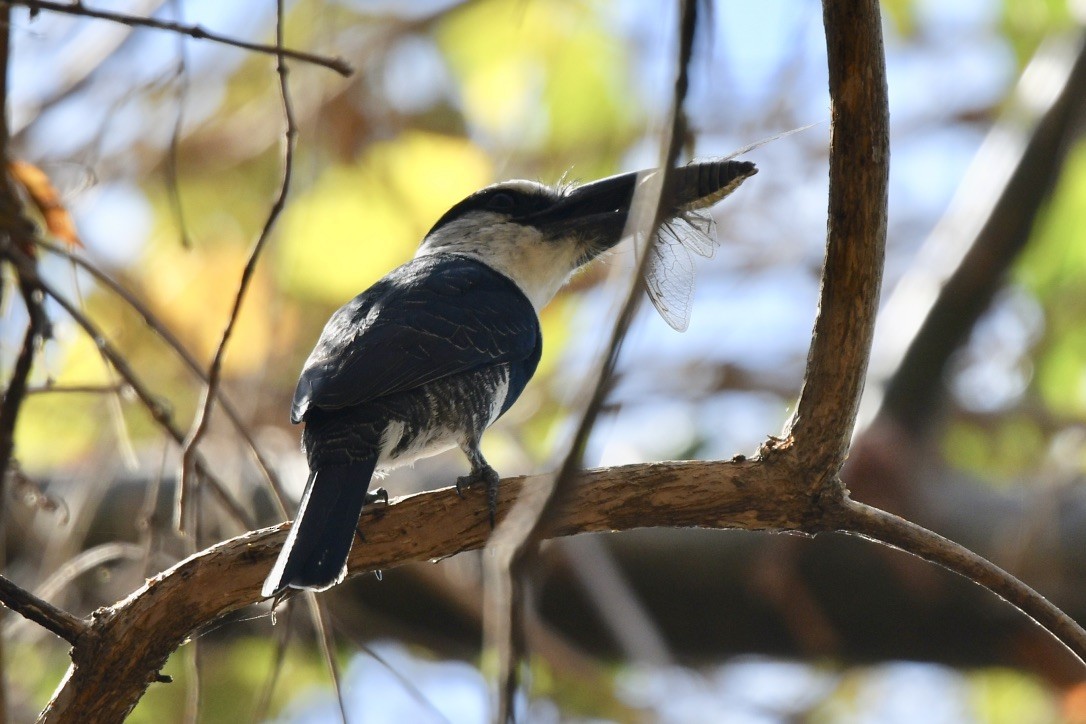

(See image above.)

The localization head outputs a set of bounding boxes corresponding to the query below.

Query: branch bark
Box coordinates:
[31,457,846,723]
[0,576,86,646]
[787,0,888,474]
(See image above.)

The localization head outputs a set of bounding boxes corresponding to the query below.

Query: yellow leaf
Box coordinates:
[9,159,82,249]
[276,131,492,303]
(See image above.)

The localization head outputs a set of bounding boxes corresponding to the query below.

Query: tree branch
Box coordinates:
[831,498,1086,666]
[878,35,1086,435]
[27,1,1086,720]
[3,0,353,77]
[788,0,889,473]
[0,575,86,646]
[37,455,1086,722]
[3,246,255,530]
[177,0,298,531]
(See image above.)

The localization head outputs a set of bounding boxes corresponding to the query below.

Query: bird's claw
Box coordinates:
[365,487,389,506]
[455,466,501,527]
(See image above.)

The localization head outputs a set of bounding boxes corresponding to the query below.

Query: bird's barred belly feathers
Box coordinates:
[301,364,512,472]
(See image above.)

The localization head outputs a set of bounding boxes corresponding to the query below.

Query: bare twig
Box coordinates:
[0,575,86,645]
[3,0,353,77]
[182,637,201,724]
[0,286,45,492]
[33,238,290,517]
[482,2,698,719]
[25,383,125,395]
[164,0,192,249]
[251,600,293,724]
[307,594,348,724]
[4,543,144,641]
[4,246,255,530]
[178,0,297,531]
[832,498,1086,666]
[329,612,453,724]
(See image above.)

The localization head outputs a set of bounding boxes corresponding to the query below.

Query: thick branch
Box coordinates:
[38,454,1086,722]
[790,0,889,469]
[35,456,808,723]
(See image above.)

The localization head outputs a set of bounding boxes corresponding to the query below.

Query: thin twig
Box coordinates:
[833,496,1086,667]
[251,600,293,724]
[482,1,698,719]
[307,594,348,724]
[183,636,201,724]
[164,0,192,249]
[177,0,297,531]
[0,575,86,645]
[329,612,453,724]
[65,257,140,469]
[4,246,255,529]
[4,543,144,640]
[25,383,125,395]
[3,0,353,77]
[34,238,290,517]
[0,286,45,492]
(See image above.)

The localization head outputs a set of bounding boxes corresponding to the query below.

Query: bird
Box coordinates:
[262,158,757,598]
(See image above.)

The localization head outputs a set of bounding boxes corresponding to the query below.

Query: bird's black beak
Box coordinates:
[529,160,757,261]
[528,170,639,254]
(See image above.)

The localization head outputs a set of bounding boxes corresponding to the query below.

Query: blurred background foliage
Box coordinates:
[5,0,1086,721]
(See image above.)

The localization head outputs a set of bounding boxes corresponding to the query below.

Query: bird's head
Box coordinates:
[415,160,756,311]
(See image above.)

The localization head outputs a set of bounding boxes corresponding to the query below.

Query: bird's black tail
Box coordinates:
[262,458,377,598]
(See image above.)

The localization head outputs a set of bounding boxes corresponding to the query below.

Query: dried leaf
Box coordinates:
[9,159,83,248]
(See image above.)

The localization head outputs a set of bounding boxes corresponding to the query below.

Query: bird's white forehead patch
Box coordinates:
[486,179,551,194]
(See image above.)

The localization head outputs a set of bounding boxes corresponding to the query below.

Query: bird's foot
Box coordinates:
[354,488,390,543]
[455,465,501,527]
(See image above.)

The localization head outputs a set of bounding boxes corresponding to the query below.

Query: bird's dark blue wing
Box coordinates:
[291,254,541,423]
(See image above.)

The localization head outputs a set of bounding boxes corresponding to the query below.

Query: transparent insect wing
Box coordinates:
[674,209,717,258]
[645,233,695,332]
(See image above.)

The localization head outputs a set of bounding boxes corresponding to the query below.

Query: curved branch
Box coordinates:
[35,456,802,723]
[831,497,1086,668]
[38,454,1086,722]
[790,0,889,470]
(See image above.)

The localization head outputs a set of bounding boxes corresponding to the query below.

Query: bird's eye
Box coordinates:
[488,192,516,212]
